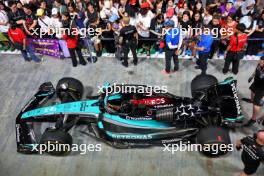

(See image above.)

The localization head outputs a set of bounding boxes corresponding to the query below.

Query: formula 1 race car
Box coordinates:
[16,75,244,156]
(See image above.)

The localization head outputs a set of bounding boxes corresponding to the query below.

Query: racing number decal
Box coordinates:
[80,102,87,111]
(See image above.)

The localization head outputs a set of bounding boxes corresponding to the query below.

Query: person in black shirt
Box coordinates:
[7,1,25,26]
[192,12,203,29]
[22,4,38,36]
[88,16,102,57]
[246,10,264,56]
[119,16,138,67]
[209,14,222,59]
[86,3,98,27]
[150,14,164,53]
[246,57,264,126]
[118,0,135,18]
[180,11,192,57]
[236,130,264,176]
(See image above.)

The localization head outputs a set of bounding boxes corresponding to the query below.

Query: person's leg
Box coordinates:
[26,45,41,62]
[201,57,208,75]
[122,44,129,67]
[223,51,233,74]
[196,54,201,67]
[68,48,78,67]
[232,52,243,74]
[20,49,31,61]
[209,40,219,59]
[252,104,261,121]
[246,39,255,56]
[145,39,152,59]
[251,91,255,102]
[172,49,179,71]
[241,163,260,176]
[164,48,172,73]
[76,47,87,65]
[231,57,240,75]
[246,93,264,126]
[198,53,208,75]
[130,42,138,65]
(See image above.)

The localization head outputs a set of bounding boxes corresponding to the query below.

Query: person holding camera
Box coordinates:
[245,56,264,127]
[193,25,213,75]
[236,130,264,176]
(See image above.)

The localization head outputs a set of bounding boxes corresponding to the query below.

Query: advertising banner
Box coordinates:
[29,39,61,58]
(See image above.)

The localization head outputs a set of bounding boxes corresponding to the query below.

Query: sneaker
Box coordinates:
[244,119,256,127]
[223,71,228,75]
[194,66,200,70]
[80,61,87,65]
[25,58,31,62]
[171,69,178,73]
[35,56,44,63]
[241,98,253,104]
[96,51,102,57]
[161,70,170,74]
[121,62,128,67]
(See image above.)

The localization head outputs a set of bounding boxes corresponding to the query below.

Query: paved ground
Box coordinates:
[0,54,263,176]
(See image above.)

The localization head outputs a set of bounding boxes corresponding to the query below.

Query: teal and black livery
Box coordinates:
[16,76,244,156]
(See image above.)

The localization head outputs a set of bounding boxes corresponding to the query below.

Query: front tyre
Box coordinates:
[56,77,84,103]
[196,126,231,157]
[40,128,73,155]
[191,74,218,97]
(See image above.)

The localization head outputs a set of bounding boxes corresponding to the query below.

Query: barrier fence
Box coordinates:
[0,32,263,59]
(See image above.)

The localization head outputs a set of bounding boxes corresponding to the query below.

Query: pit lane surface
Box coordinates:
[0,54,263,176]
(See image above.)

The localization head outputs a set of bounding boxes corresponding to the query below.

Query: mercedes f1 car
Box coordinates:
[16,75,244,156]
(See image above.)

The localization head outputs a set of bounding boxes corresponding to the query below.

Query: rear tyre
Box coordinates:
[196,126,231,157]
[40,128,72,155]
[56,77,84,103]
[191,74,218,97]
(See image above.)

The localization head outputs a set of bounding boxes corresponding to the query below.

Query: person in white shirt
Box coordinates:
[50,8,63,39]
[203,7,212,25]
[0,2,8,33]
[100,0,119,20]
[135,3,154,58]
[36,8,52,38]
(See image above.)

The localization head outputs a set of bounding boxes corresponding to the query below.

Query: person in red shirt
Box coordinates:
[222,23,248,75]
[219,13,237,55]
[62,12,86,67]
[8,21,41,62]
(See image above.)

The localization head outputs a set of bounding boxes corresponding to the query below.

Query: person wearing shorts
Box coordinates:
[246,56,264,126]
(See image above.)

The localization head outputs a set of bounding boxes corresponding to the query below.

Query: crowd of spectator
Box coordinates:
[0,0,263,66]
